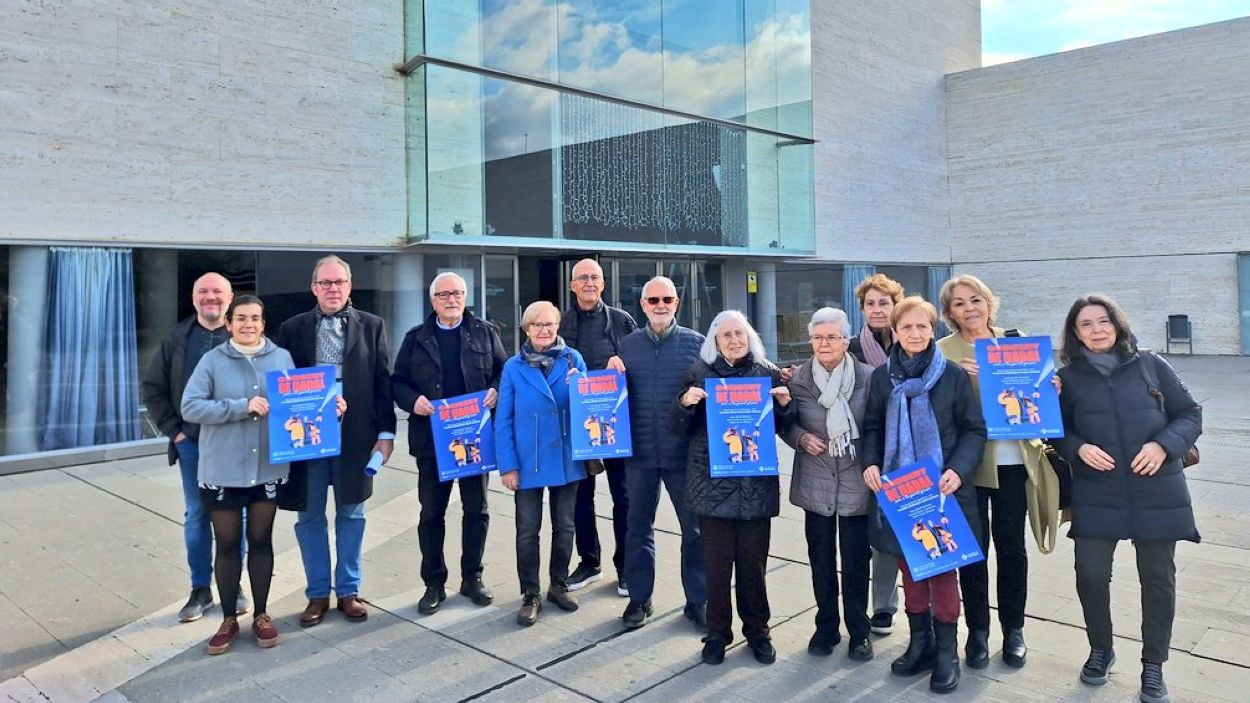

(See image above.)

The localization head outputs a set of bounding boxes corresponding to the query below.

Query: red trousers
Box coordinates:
[898,558,960,624]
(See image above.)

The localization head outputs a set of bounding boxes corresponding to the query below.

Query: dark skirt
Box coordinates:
[199,476,289,512]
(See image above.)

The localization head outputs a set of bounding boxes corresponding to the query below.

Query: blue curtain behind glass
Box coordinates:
[41,247,141,450]
[842,264,876,332]
[928,265,952,338]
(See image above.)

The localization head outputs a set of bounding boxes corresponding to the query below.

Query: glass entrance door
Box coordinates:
[484,255,519,354]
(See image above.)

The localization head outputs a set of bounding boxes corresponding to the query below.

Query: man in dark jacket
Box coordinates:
[559,258,637,595]
[141,272,248,623]
[392,271,507,615]
[615,276,707,630]
[276,256,398,627]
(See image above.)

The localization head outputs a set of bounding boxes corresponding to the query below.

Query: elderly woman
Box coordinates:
[182,295,345,655]
[936,274,1062,670]
[848,273,906,636]
[673,310,793,666]
[784,308,875,661]
[496,301,588,627]
[861,296,985,694]
[1054,295,1200,703]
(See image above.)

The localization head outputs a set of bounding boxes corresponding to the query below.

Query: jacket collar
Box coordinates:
[513,352,568,400]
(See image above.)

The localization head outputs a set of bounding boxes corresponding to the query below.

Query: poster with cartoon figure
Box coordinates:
[266,366,342,464]
[876,457,984,581]
[974,336,1065,441]
[430,390,497,482]
[570,370,633,460]
[704,377,778,478]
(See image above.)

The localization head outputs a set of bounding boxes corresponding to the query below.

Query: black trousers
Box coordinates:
[515,483,577,595]
[1074,537,1176,663]
[960,464,1028,631]
[416,461,489,588]
[701,516,771,644]
[573,458,628,573]
[805,511,872,643]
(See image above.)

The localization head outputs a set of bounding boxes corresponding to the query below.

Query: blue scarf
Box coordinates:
[883,341,947,473]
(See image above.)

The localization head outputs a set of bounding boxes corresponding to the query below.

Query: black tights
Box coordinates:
[211,501,277,620]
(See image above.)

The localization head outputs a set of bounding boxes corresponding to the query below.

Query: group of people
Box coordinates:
[143,261,1200,703]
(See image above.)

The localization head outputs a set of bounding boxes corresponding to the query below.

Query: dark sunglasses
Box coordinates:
[645,296,676,305]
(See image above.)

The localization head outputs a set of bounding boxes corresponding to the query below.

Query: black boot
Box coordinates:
[931,621,961,694]
[1002,626,1026,668]
[891,611,936,676]
[964,627,990,669]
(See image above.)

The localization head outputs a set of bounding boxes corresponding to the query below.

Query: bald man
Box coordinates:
[142,272,249,623]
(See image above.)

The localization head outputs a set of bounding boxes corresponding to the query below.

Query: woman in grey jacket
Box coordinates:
[182,295,345,655]
[784,308,875,662]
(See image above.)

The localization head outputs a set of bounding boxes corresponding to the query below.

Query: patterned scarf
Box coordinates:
[521,337,568,375]
[858,323,890,368]
[812,354,858,458]
[315,301,352,366]
[883,341,946,473]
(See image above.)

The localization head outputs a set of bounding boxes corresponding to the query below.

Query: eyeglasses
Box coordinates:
[315,279,350,290]
[433,290,466,300]
[645,296,676,305]
[528,322,557,330]
[574,274,602,283]
[811,335,847,345]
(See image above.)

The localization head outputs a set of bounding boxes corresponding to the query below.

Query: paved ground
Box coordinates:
[2,354,1250,702]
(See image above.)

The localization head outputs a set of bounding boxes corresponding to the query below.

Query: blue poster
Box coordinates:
[570,370,633,460]
[877,458,984,581]
[704,377,778,478]
[430,391,497,482]
[266,366,341,464]
[974,336,1065,440]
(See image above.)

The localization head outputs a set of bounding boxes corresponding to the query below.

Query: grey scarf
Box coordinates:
[812,355,858,458]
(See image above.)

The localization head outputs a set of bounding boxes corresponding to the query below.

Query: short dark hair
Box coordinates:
[1059,293,1134,364]
[226,294,265,322]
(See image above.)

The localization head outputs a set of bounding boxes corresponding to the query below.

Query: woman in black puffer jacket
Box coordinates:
[1054,294,1200,703]
[672,310,793,667]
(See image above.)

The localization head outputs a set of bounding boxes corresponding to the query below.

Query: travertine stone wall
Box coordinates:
[0,1,407,248]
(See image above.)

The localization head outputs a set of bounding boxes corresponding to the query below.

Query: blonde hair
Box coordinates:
[938,274,999,332]
[855,274,904,306]
[891,295,938,330]
[520,300,561,329]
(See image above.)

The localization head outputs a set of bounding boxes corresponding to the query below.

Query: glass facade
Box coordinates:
[404,0,815,253]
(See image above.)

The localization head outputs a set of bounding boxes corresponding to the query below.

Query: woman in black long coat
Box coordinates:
[1054,294,1200,703]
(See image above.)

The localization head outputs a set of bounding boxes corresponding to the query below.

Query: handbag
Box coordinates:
[585,458,606,476]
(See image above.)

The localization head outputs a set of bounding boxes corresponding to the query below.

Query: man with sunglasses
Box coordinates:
[392,271,507,615]
[276,255,397,627]
[558,259,638,597]
[615,276,708,631]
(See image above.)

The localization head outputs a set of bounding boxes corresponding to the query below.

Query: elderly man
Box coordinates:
[276,255,397,627]
[615,276,707,629]
[392,271,508,615]
[559,259,637,595]
[142,272,250,622]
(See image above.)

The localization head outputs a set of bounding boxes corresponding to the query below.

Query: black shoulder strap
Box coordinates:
[1138,351,1160,391]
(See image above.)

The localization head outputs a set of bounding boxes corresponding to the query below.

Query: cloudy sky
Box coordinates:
[982,0,1249,65]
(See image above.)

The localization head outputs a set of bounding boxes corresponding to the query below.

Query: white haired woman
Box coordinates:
[672,310,794,666]
[783,308,875,661]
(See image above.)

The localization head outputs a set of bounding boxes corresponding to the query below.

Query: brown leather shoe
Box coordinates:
[336,595,368,622]
[300,597,330,628]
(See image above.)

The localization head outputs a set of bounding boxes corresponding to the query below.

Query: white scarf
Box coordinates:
[812,355,859,458]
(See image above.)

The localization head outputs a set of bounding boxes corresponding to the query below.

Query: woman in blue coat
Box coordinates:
[497,300,588,627]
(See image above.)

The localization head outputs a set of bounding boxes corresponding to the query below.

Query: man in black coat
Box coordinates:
[276,255,397,627]
[615,276,707,631]
[559,258,637,595]
[141,272,248,623]
[392,271,507,615]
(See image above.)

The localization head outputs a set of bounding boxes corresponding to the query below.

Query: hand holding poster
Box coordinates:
[570,370,633,460]
[266,366,342,464]
[704,377,777,478]
[430,390,497,482]
[973,336,1064,440]
[876,458,984,581]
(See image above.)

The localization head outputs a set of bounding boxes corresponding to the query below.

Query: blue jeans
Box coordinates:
[295,458,366,598]
[623,465,706,606]
[176,440,213,589]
